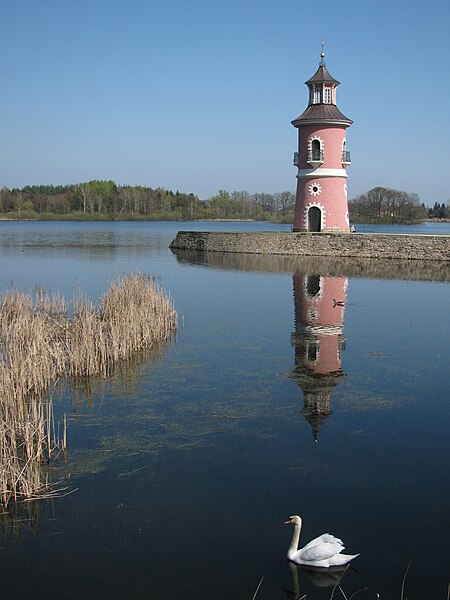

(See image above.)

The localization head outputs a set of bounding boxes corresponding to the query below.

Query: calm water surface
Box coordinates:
[0,221,448,600]
[352,221,450,235]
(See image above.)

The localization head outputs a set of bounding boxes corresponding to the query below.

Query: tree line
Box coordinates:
[348,187,430,223]
[0,182,295,222]
[0,181,446,224]
[427,202,449,219]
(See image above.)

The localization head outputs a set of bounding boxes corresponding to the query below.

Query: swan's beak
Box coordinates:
[283,519,292,525]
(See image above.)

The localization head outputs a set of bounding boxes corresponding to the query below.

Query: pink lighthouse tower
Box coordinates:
[292,43,352,232]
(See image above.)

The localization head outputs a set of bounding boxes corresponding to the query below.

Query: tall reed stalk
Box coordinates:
[0,274,177,507]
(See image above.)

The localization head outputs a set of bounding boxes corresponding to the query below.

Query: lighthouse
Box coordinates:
[291,272,348,441]
[292,44,352,232]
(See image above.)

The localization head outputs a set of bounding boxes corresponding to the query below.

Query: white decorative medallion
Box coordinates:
[308,182,322,196]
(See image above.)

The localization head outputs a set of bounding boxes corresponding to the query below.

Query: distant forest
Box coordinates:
[0,182,295,222]
[348,187,431,224]
[0,181,447,223]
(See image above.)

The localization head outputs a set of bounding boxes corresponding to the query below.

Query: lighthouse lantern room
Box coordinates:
[292,44,352,232]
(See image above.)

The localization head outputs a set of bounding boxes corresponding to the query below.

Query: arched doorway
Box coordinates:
[308,206,321,232]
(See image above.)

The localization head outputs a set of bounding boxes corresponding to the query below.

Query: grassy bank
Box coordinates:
[0,274,177,507]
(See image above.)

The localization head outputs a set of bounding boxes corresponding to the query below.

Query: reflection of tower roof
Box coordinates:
[302,390,332,442]
[291,368,345,442]
[292,367,346,388]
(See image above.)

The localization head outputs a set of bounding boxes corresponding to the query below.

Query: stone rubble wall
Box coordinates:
[170,231,450,261]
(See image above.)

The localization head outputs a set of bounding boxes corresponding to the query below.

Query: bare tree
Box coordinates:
[275,191,295,221]
[349,186,425,223]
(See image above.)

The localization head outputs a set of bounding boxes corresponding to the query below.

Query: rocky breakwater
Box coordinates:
[170,231,450,261]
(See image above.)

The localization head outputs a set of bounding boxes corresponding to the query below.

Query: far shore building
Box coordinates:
[292,45,353,232]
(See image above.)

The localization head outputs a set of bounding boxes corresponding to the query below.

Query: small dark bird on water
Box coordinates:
[333,299,345,307]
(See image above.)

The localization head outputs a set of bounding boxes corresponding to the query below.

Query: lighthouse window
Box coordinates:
[324,88,331,103]
[307,342,319,362]
[306,275,321,297]
[311,140,321,161]
[314,87,322,103]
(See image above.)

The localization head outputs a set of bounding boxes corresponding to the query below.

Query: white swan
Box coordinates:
[284,515,359,568]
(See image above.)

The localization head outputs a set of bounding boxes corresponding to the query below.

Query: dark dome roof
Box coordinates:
[292,104,352,127]
[306,64,340,85]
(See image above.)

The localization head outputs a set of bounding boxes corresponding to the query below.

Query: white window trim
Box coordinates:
[308,135,324,158]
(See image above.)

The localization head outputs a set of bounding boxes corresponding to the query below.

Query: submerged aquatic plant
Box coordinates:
[0,274,177,507]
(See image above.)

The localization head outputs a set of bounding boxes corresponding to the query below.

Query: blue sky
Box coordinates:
[0,0,448,206]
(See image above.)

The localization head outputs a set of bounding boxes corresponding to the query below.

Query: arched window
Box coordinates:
[314,87,322,103]
[311,139,321,161]
[324,88,331,103]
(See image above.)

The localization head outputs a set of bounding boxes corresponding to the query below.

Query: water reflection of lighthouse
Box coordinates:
[291,273,348,441]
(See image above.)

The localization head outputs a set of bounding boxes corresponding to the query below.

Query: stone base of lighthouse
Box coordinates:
[293,176,350,233]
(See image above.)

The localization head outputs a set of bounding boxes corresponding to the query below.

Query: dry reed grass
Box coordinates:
[0,273,177,507]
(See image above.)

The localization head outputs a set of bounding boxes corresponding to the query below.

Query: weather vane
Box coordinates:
[320,37,325,65]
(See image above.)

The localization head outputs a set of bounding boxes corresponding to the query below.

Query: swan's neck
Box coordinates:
[289,519,302,554]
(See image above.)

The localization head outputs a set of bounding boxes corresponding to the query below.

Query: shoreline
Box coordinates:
[1,215,449,224]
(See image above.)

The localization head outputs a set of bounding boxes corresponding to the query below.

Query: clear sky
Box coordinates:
[0,0,448,206]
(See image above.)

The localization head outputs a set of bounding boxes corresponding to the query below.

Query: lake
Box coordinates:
[0,220,449,600]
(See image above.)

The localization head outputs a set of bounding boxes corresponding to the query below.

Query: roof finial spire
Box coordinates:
[320,36,326,66]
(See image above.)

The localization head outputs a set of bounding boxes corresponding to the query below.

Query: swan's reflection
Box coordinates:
[284,561,347,598]
[291,273,348,441]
